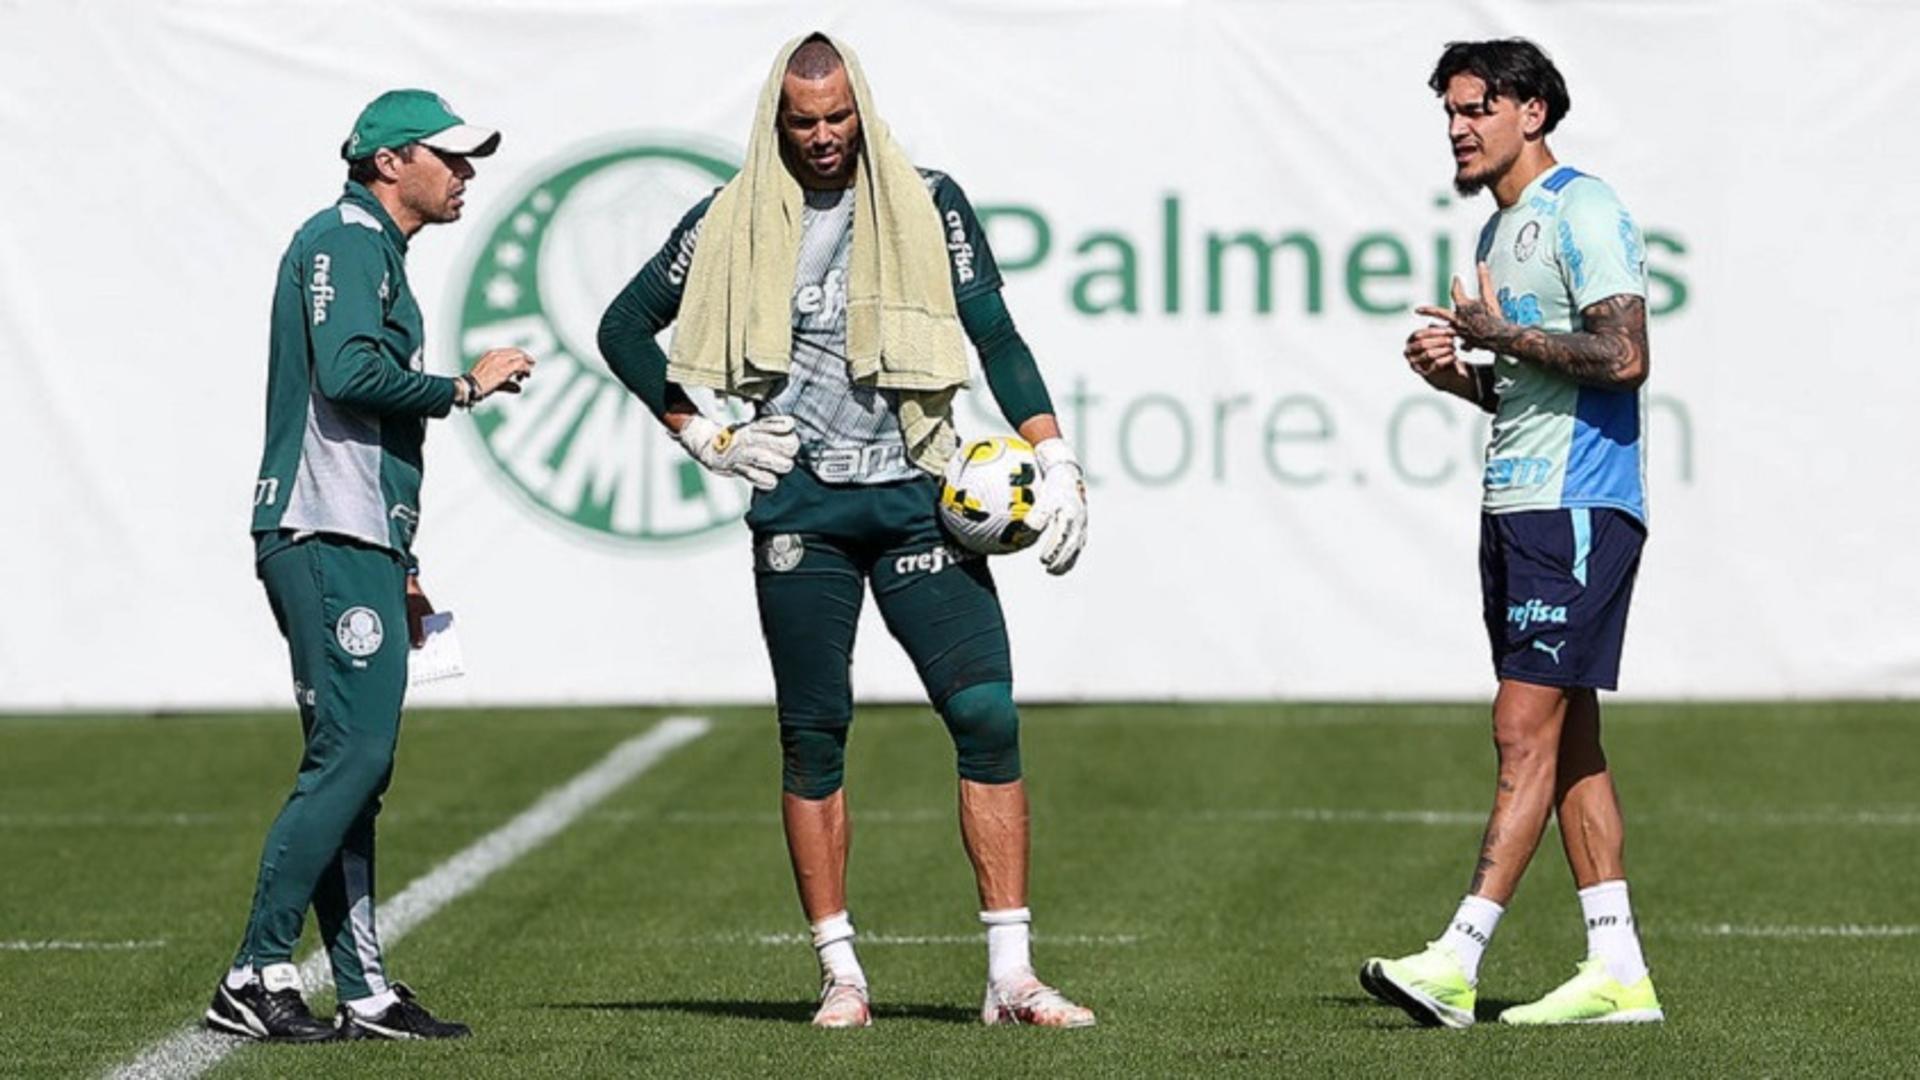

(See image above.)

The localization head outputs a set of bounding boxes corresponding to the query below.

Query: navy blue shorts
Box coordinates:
[1480,508,1646,690]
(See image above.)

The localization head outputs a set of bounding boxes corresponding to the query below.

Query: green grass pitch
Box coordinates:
[3,702,1915,1077]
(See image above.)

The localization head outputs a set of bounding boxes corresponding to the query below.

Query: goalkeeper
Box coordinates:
[598,33,1092,1029]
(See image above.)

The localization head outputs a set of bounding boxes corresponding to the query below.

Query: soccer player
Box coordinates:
[208,90,535,1042]
[1359,39,1663,1027]
[598,34,1094,1029]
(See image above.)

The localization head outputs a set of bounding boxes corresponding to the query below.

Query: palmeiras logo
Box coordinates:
[336,607,384,658]
[759,533,805,573]
[1514,220,1541,262]
[452,136,746,547]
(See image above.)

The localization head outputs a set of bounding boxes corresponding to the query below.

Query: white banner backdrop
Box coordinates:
[3,1,1918,709]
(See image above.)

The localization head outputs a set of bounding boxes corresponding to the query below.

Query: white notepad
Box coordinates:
[408,610,466,686]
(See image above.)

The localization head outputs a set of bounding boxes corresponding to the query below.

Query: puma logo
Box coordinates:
[1533,639,1567,664]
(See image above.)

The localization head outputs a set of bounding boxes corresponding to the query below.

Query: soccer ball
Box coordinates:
[940,437,1042,555]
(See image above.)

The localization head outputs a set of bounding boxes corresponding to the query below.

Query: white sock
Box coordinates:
[344,989,400,1018]
[1579,880,1649,985]
[223,963,255,990]
[810,911,866,989]
[259,962,302,994]
[980,907,1033,985]
[1437,895,1504,984]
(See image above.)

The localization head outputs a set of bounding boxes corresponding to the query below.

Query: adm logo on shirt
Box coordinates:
[451,138,746,548]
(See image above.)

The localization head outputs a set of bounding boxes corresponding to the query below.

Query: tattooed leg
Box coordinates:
[1468,680,1571,904]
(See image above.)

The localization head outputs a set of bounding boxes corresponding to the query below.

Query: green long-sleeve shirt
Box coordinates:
[250,182,459,565]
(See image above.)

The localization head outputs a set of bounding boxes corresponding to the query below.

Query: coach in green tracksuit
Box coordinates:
[205,90,534,1044]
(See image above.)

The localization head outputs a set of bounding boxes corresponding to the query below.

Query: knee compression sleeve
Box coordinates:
[781,722,849,799]
[940,682,1022,784]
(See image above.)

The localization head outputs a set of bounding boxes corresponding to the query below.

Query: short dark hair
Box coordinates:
[786,33,842,80]
[1429,38,1570,134]
[346,142,417,185]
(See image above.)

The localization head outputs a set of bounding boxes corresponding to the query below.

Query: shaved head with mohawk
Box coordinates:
[786,34,843,80]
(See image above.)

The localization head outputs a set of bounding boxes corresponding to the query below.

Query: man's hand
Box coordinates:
[1403,313,1491,410]
[1027,438,1087,576]
[1404,323,1468,381]
[1415,262,1514,354]
[678,414,800,492]
[405,574,434,649]
[466,347,536,400]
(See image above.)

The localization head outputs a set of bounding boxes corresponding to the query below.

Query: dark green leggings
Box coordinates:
[748,470,1021,798]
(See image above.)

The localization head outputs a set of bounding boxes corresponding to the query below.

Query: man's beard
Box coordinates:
[1453,145,1515,198]
[782,134,861,187]
[809,150,851,183]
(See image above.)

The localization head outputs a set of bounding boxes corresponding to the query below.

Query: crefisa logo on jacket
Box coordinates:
[452,138,743,547]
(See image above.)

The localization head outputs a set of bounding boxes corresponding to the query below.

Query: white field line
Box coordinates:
[599,808,1488,827]
[2,939,167,952]
[0,812,240,828]
[634,808,951,826]
[1688,809,1920,827]
[22,805,1920,831]
[1043,711,1475,728]
[1671,923,1920,940]
[611,807,1920,829]
[1170,808,1488,826]
[741,932,1141,947]
[737,926,1906,949]
[105,716,710,1080]
[1041,710,1893,728]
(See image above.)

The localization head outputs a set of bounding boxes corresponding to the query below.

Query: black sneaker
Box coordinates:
[337,983,471,1040]
[204,979,337,1042]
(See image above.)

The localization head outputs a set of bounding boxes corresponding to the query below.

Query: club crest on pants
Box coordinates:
[336,606,385,657]
[760,533,805,573]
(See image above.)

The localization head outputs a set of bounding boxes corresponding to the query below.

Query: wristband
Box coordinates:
[1033,436,1080,473]
[458,373,482,408]
[1472,366,1499,413]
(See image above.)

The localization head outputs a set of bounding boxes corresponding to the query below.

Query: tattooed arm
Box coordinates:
[1477,293,1648,390]
[1418,262,1650,391]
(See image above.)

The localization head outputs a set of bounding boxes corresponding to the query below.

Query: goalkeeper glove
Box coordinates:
[677,414,800,492]
[1028,437,1087,575]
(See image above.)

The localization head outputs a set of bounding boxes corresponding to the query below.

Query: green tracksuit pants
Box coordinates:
[234,534,407,1000]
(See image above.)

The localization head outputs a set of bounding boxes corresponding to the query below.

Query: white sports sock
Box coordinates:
[810,911,866,989]
[980,907,1033,986]
[1437,895,1504,983]
[1579,880,1649,985]
[223,963,255,991]
[259,962,302,994]
[344,989,400,1018]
